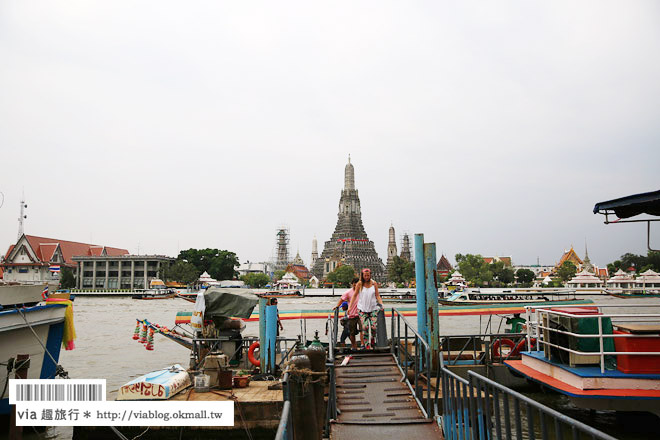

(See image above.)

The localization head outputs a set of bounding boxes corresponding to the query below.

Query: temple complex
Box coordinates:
[311,157,385,282]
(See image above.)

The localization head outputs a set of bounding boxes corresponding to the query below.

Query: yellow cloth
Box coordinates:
[61,300,76,350]
[46,299,76,350]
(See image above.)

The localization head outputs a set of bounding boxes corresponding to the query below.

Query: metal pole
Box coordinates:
[414,234,427,341]
[424,242,439,368]
[259,297,267,371]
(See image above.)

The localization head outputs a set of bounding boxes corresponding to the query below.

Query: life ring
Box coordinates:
[512,338,537,356]
[491,338,515,359]
[248,342,260,366]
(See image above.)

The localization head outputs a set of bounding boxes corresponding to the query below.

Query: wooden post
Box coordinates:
[9,354,30,440]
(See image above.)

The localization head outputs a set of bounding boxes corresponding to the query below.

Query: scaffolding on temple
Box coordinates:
[400,232,412,262]
[272,227,291,272]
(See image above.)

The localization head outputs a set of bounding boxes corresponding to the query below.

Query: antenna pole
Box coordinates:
[18,195,27,239]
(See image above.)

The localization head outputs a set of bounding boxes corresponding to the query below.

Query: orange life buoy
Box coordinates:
[491,338,515,359]
[248,342,260,366]
[512,338,537,356]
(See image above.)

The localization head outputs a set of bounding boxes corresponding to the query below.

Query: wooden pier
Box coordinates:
[73,380,283,440]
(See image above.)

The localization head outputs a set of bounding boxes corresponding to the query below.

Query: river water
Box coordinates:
[15,290,660,439]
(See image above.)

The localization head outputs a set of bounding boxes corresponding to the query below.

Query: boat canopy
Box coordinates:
[593,189,660,218]
[203,288,259,319]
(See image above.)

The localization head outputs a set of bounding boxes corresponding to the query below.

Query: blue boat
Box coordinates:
[0,284,70,415]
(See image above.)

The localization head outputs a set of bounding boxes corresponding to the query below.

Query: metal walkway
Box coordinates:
[330,352,442,440]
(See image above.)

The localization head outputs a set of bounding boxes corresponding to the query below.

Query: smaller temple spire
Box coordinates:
[344,155,355,190]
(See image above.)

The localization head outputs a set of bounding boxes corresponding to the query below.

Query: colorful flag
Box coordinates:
[42,285,49,300]
[49,265,61,273]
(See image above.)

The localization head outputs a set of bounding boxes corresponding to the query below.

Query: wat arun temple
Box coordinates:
[311,157,386,282]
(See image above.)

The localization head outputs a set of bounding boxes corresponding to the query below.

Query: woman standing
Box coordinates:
[348,268,383,349]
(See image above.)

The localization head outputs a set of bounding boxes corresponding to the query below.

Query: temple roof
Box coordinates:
[437,254,453,271]
[637,269,660,282]
[556,246,583,268]
[567,269,603,284]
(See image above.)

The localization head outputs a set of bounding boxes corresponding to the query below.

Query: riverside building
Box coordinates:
[72,255,174,290]
[1,234,129,285]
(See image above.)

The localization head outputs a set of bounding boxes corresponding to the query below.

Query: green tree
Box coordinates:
[163,260,199,284]
[557,261,577,282]
[177,248,239,280]
[326,265,356,287]
[515,269,535,286]
[388,256,415,285]
[273,270,286,281]
[455,254,493,287]
[496,267,515,285]
[59,267,76,289]
[240,273,271,288]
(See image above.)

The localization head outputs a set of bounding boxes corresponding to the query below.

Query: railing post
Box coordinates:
[598,315,605,374]
[414,233,427,341]
[390,308,395,354]
[424,242,439,369]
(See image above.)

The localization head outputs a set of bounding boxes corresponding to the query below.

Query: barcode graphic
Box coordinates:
[14,384,103,401]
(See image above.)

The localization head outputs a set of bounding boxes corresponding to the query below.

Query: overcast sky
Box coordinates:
[1,1,659,269]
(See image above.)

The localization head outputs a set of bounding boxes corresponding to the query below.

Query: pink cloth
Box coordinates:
[341,288,359,318]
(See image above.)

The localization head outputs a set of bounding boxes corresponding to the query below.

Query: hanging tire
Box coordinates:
[248,342,260,366]
[491,338,515,359]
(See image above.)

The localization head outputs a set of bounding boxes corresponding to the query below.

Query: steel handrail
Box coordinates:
[391,308,433,417]
[437,351,617,440]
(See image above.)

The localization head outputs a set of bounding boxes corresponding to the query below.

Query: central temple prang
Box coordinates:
[312,157,385,282]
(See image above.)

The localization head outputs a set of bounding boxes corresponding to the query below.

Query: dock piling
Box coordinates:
[424,242,440,368]
[259,297,267,371]
[414,234,427,341]
[9,354,30,440]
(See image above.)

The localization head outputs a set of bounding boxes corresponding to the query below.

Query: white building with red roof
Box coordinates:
[1,234,129,285]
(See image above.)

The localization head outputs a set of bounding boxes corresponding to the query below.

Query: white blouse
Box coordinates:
[357,284,378,313]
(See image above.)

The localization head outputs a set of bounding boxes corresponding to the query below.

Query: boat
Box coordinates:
[257,289,302,298]
[0,283,75,415]
[506,190,660,417]
[439,289,577,306]
[605,288,660,298]
[505,303,660,416]
[132,278,176,299]
[117,364,191,400]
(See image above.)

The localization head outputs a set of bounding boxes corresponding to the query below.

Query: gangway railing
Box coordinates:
[525,303,660,373]
[438,352,617,440]
[274,371,292,440]
[391,308,433,416]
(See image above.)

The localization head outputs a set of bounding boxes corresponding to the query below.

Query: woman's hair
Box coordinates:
[355,269,372,292]
[351,277,359,286]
